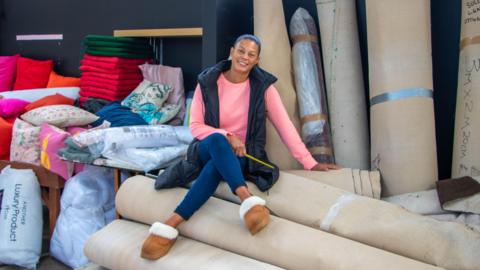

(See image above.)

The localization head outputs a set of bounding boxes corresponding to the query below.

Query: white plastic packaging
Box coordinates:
[0,166,43,269]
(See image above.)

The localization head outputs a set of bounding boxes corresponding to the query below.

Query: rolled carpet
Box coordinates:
[254,0,302,169]
[290,7,334,164]
[84,219,282,270]
[316,0,369,169]
[452,0,480,178]
[285,168,381,198]
[117,176,441,270]
[366,0,438,195]
[212,171,480,270]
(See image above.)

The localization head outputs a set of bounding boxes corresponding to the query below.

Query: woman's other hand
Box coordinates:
[311,163,342,171]
[226,134,246,156]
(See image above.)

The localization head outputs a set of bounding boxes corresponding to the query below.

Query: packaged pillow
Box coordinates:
[0,166,42,269]
[10,118,41,165]
[0,98,30,118]
[0,55,19,92]
[21,105,99,127]
[46,71,81,88]
[39,123,74,180]
[25,93,75,111]
[13,57,53,90]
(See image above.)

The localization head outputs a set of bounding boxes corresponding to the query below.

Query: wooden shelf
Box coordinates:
[113,27,203,37]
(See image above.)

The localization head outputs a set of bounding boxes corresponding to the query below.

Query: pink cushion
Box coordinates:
[0,98,30,118]
[10,118,41,165]
[139,63,185,120]
[39,123,73,180]
[0,55,19,92]
[13,57,54,90]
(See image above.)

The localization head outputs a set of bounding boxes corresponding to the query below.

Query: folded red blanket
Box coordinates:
[81,59,142,71]
[80,85,134,96]
[80,70,143,81]
[84,54,150,65]
[80,80,139,92]
[80,65,142,75]
[81,74,142,86]
[79,90,131,101]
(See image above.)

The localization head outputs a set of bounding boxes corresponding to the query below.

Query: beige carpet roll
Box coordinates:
[286,168,381,198]
[255,0,302,169]
[84,220,281,270]
[316,0,370,169]
[213,172,480,270]
[117,176,440,270]
[452,0,480,178]
[366,0,438,196]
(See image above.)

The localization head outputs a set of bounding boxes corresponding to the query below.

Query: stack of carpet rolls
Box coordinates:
[84,172,480,270]
[79,35,152,103]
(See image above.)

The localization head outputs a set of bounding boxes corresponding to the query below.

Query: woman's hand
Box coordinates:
[311,163,341,171]
[226,134,246,156]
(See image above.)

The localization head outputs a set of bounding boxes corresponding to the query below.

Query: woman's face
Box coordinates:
[229,39,260,75]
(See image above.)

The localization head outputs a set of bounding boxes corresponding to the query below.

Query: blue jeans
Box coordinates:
[174,133,246,220]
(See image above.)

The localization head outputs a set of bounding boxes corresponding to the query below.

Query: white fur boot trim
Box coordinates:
[149,222,178,240]
[239,196,266,221]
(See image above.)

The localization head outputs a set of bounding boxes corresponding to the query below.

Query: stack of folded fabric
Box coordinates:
[79,35,152,103]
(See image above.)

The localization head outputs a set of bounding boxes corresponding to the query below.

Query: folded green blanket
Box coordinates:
[86,48,152,59]
[85,35,149,45]
[85,40,151,50]
[86,45,152,54]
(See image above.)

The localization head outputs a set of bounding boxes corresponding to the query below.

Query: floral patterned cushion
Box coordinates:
[121,79,175,124]
[21,105,99,127]
[10,118,41,165]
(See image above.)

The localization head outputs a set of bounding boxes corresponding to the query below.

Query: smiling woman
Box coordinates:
[140,34,340,260]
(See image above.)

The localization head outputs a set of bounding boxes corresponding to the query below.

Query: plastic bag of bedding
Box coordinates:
[102,144,188,172]
[0,166,42,269]
[50,165,115,268]
[101,125,193,153]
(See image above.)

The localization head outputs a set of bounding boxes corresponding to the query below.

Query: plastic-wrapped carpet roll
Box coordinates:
[84,220,283,270]
[290,8,334,164]
[382,189,448,215]
[212,171,480,270]
[366,0,438,196]
[286,168,381,198]
[117,176,441,270]
[254,0,302,169]
[452,0,480,178]
[316,0,369,169]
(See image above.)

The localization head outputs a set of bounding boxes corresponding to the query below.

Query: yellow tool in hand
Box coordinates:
[244,153,274,169]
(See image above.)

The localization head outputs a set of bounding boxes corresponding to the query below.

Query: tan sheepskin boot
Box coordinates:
[239,196,270,235]
[140,222,178,260]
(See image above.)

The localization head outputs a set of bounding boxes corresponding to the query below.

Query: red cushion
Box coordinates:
[46,71,81,88]
[0,117,14,158]
[80,80,139,91]
[13,57,54,90]
[25,93,75,111]
[0,55,19,92]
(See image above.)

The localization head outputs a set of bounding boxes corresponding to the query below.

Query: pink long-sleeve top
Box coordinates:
[190,73,317,170]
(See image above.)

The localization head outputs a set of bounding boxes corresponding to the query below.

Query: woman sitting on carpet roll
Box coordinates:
[140,34,340,260]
